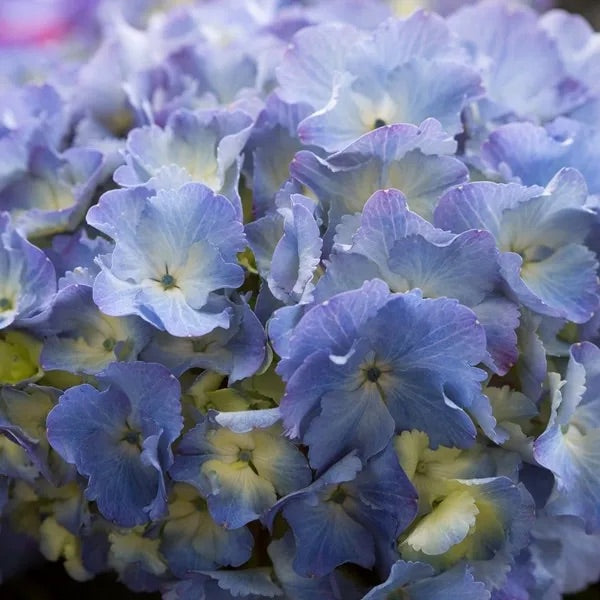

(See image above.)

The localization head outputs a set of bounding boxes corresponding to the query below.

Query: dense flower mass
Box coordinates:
[1,0,600,598]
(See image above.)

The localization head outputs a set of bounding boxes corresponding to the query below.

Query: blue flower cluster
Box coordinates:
[1,0,600,598]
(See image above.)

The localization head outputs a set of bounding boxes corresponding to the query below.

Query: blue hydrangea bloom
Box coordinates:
[279,280,490,468]
[267,531,369,600]
[114,109,253,215]
[534,342,600,531]
[266,449,417,577]
[141,298,266,381]
[291,119,467,247]
[38,284,153,374]
[0,213,56,329]
[45,230,113,289]
[160,483,254,578]
[278,11,481,151]
[449,0,586,126]
[481,117,600,193]
[363,561,490,600]
[87,183,246,337]
[170,411,311,529]
[0,146,103,239]
[46,361,183,526]
[246,194,322,305]
[435,169,600,323]
[313,188,517,376]
[3,0,600,596]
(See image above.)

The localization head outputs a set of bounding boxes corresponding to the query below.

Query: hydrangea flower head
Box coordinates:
[266,449,418,577]
[0,146,103,239]
[291,119,467,246]
[279,280,491,469]
[278,11,482,151]
[2,0,600,597]
[171,410,311,529]
[0,213,56,329]
[39,284,153,374]
[435,168,600,323]
[534,342,600,531]
[114,109,253,214]
[46,361,183,526]
[87,183,246,337]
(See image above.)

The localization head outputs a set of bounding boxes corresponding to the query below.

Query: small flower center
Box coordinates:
[329,486,347,505]
[373,118,386,129]
[521,244,553,264]
[103,337,116,352]
[161,273,177,290]
[192,339,206,353]
[194,496,208,512]
[238,449,253,463]
[366,366,382,382]
[0,298,12,311]
[122,430,141,447]
[386,589,410,600]
[238,449,258,474]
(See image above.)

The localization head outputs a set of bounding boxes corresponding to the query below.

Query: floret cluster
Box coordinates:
[1,1,600,598]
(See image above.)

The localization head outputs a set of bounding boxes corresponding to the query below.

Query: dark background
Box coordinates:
[2,1,600,598]
[561,0,600,27]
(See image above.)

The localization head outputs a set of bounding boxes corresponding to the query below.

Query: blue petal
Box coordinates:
[282,496,375,577]
[212,408,282,433]
[291,122,466,244]
[268,199,322,304]
[197,569,282,598]
[278,279,390,379]
[88,184,245,337]
[434,182,541,240]
[472,296,520,376]
[0,213,56,328]
[482,118,600,193]
[141,300,266,381]
[385,230,499,305]
[364,561,490,600]
[276,23,361,109]
[248,94,310,215]
[298,59,480,151]
[312,253,382,304]
[46,362,182,526]
[304,375,396,470]
[40,284,152,374]
[268,532,363,600]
